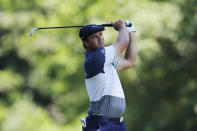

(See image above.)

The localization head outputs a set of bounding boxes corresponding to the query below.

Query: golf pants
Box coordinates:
[81,115,126,131]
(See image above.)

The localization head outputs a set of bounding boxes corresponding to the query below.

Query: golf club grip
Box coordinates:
[102,23,132,27]
[102,24,113,27]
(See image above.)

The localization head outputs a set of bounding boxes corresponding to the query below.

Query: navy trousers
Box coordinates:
[82,115,127,131]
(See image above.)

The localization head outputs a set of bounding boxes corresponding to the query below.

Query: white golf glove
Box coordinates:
[125,21,136,32]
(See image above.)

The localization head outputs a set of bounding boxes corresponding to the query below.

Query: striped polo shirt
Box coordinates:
[84,45,126,118]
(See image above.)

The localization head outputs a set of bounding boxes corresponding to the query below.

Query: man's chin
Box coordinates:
[99,45,104,48]
[100,42,104,47]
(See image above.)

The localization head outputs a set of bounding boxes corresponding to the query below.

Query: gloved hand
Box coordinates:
[125,21,136,32]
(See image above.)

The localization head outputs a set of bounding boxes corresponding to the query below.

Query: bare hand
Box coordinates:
[112,19,126,31]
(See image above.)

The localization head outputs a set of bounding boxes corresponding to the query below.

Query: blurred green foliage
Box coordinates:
[0,0,197,130]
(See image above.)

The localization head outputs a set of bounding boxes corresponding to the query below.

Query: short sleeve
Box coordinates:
[112,57,120,68]
[104,45,116,64]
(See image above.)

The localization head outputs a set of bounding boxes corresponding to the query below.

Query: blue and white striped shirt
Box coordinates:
[84,45,125,117]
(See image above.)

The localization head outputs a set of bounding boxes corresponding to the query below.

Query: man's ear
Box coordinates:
[82,40,89,49]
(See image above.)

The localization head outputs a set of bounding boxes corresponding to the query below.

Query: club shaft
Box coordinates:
[37,24,113,30]
[37,26,83,29]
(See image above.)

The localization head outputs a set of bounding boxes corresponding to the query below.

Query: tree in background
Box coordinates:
[125,0,197,130]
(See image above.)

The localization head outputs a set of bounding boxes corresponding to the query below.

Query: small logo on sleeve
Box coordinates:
[101,49,105,55]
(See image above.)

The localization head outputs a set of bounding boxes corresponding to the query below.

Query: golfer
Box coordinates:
[79,19,137,131]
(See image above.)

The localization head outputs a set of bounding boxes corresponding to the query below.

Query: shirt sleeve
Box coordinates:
[104,45,116,65]
[84,47,105,79]
[112,57,120,68]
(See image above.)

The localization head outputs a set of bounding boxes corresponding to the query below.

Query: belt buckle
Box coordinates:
[120,116,123,122]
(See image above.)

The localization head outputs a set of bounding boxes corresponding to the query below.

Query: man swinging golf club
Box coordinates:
[79,19,137,131]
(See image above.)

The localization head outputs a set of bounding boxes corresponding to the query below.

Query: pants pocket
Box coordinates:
[120,121,127,131]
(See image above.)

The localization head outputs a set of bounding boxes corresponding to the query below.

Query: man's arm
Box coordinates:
[116,32,137,71]
[112,20,129,57]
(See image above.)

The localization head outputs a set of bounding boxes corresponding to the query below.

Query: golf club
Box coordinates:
[29,23,132,37]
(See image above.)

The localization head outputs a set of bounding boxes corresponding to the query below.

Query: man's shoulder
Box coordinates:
[94,47,105,56]
[85,47,105,61]
[84,47,106,79]
[93,45,115,57]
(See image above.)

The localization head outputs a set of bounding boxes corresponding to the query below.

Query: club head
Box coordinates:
[29,28,38,37]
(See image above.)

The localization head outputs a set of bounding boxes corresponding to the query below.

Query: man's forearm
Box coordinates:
[114,28,129,57]
[116,28,129,44]
[124,32,137,65]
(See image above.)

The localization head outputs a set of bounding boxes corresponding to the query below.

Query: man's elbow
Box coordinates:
[122,61,136,71]
[128,61,136,68]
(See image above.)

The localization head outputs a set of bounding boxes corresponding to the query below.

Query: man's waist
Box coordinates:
[88,115,124,123]
[88,95,126,118]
